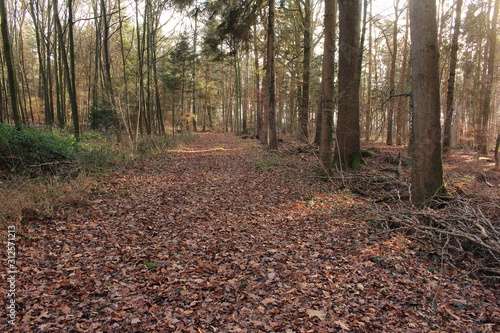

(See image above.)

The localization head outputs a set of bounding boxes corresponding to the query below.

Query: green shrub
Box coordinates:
[0,124,126,176]
[0,124,79,174]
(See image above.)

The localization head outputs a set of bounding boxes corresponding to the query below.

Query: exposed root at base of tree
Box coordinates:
[368,197,500,280]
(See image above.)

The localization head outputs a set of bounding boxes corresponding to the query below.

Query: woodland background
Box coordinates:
[0,1,499,330]
[0,0,497,150]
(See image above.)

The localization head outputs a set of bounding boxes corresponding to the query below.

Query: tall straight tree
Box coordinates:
[298,0,312,141]
[409,0,445,206]
[386,0,400,145]
[335,0,362,170]
[319,0,336,174]
[53,0,79,137]
[442,0,463,154]
[267,0,278,149]
[0,0,21,129]
[477,0,499,154]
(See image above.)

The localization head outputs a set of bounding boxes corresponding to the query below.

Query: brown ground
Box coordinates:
[1,133,498,332]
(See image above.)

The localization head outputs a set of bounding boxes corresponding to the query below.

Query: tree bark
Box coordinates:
[53,0,79,137]
[477,0,499,154]
[494,133,500,168]
[442,0,463,154]
[267,0,278,149]
[335,0,362,170]
[319,0,337,175]
[298,0,312,141]
[386,0,400,145]
[0,0,21,129]
[409,0,446,207]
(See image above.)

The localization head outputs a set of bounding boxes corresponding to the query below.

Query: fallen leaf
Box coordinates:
[306,309,327,320]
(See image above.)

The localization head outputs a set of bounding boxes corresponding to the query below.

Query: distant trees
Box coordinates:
[0,0,498,183]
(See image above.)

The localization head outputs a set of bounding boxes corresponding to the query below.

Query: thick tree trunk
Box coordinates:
[319,0,337,175]
[443,0,463,154]
[335,0,362,170]
[409,0,446,207]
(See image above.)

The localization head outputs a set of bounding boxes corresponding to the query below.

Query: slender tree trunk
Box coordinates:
[409,0,446,207]
[53,0,79,136]
[29,1,54,125]
[396,9,409,145]
[267,0,278,149]
[443,0,463,154]
[242,50,249,134]
[386,0,400,145]
[495,133,499,168]
[477,0,499,154]
[253,25,262,139]
[336,0,362,170]
[192,3,198,132]
[67,0,79,136]
[0,0,21,129]
[298,0,312,141]
[319,0,337,174]
[364,0,373,142]
[118,0,132,140]
[313,91,322,145]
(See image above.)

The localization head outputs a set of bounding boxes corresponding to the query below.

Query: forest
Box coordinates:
[0,0,499,331]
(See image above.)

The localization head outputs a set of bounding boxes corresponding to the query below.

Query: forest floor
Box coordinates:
[1,132,499,332]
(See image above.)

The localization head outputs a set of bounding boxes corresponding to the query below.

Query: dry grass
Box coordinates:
[0,173,92,231]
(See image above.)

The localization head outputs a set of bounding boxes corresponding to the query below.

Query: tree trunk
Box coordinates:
[53,0,79,137]
[192,4,198,132]
[495,133,499,168]
[335,0,362,170]
[477,0,499,154]
[267,0,278,149]
[409,0,446,207]
[364,0,373,142]
[386,0,400,145]
[442,0,463,154]
[29,0,54,126]
[319,0,337,174]
[0,0,21,129]
[396,9,409,145]
[298,0,312,142]
[67,0,79,136]
[253,25,262,139]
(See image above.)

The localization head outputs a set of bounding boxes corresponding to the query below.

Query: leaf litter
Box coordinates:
[1,133,498,332]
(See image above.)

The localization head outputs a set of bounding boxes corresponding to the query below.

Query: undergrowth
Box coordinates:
[0,124,195,230]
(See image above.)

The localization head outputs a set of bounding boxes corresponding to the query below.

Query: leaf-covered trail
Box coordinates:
[3,133,498,332]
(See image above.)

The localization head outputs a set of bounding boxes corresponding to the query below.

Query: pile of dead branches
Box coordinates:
[372,197,500,279]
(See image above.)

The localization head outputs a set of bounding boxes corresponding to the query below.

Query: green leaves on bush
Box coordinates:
[0,124,124,176]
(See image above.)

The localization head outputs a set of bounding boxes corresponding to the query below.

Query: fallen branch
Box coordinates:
[370,197,500,278]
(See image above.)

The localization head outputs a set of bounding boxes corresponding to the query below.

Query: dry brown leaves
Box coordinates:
[0,133,498,332]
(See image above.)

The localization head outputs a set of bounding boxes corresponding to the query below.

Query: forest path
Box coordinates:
[5,133,497,332]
